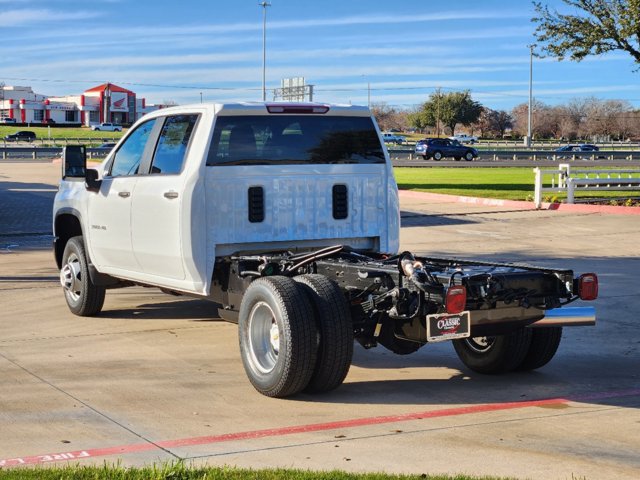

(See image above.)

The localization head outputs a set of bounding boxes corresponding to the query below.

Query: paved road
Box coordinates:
[1,162,639,479]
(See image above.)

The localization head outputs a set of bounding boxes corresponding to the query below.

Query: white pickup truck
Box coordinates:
[449,133,478,144]
[90,122,122,132]
[53,102,597,397]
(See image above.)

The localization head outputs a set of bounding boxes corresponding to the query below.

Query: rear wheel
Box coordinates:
[454,156,461,161]
[294,274,353,393]
[422,155,428,160]
[453,328,532,374]
[433,151,443,161]
[60,236,105,316]
[518,327,562,371]
[238,276,318,397]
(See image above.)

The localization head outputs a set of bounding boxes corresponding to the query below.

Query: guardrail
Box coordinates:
[388,148,640,161]
[533,164,640,207]
[0,146,111,160]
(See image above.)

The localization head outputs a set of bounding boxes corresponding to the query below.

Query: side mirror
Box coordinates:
[85,168,102,192]
[63,145,86,179]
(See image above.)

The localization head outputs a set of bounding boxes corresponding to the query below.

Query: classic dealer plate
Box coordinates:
[426,311,471,342]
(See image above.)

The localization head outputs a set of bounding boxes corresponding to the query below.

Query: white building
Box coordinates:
[0,83,161,126]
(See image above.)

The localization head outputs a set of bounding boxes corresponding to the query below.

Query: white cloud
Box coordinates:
[0,9,101,26]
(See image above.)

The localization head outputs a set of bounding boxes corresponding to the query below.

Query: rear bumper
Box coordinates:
[530,306,596,327]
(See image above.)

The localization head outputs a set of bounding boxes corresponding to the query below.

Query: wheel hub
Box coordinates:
[464,336,495,353]
[60,254,82,301]
[247,301,280,374]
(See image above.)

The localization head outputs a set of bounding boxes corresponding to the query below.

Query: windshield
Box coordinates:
[207,115,385,165]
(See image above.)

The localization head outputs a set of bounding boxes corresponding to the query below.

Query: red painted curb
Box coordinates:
[399,189,640,215]
[2,388,639,467]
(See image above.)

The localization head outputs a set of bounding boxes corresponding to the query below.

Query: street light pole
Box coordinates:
[527,44,535,147]
[260,1,271,102]
[200,92,203,103]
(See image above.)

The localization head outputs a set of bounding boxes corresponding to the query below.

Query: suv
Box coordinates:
[0,117,17,124]
[91,122,122,132]
[4,130,36,142]
[415,138,478,161]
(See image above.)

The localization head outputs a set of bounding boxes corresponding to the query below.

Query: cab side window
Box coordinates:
[110,119,157,177]
[150,115,198,175]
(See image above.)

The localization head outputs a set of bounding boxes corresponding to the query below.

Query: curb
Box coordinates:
[398,189,640,215]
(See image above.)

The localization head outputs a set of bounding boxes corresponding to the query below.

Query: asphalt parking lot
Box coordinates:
[1,161,639,479]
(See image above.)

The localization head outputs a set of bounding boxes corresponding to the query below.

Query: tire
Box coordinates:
[454,156,461,161]
[422,155,428,160]
[60,236,105,316]
[378,321,422,355]
[453,328,532,374]
[294,274,353,393]
[518,327,562,371]
[238,276,318,397]
[433,151,443,161]
[464,151,474,161]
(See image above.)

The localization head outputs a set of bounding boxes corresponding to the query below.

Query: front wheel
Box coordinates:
[464,151,475,161]
[238,276,318,397]
[453,328,532,374]
[60,236,105,316]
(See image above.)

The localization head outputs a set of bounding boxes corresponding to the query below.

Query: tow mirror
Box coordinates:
[85,168,102,192]
[62,145,86,179]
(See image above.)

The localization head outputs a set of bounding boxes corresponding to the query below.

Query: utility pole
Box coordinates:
[260,2,271,102]
[436,87,441,137]
[527,44,535,147]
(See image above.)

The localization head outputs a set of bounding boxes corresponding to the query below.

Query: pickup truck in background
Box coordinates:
[449,133,478,144]
[90,122,122,132]
[53,102,598,398]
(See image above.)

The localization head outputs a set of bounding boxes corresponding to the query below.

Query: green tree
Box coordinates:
[409,90,482,135]
[532,0,640,64]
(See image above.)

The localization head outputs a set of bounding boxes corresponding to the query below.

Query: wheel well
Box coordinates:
[54,214,83,268]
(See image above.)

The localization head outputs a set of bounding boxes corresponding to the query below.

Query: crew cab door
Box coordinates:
[130,114,199,281]
[87,119,158,271]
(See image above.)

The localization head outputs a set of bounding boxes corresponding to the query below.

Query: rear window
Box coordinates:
[207,115,385,165]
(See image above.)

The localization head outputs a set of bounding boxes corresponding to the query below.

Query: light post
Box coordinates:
[199,92,203,103]
[527,44,535,147]
[259,1,271,102]
[361,75,371,108]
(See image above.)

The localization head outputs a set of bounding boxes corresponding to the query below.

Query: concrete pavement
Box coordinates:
[1,161,639,479]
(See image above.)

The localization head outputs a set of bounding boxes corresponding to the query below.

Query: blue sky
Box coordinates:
[1,0,638,110]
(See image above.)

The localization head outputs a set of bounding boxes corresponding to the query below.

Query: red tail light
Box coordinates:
[446,285,467,314]
[578,273,598,301]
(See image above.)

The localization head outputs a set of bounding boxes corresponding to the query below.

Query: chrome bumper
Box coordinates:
[529,306,596,328]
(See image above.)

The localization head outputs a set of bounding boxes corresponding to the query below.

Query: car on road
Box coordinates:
[449,133,478,144]
[97,142,117,149]
[91,122,122,132]
[0,117,17,124]
[4,130,36,142]
[382,132,406,144]
[415,137,478,161]
[555,144,599,153]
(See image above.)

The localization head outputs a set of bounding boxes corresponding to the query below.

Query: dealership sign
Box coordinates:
[110,92,129,112]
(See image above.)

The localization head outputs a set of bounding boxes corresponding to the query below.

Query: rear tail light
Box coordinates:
[578,273,598,300]
[445,285,467,314]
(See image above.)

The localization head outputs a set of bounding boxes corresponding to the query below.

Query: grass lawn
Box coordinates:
[0,125,125,141]
[0,464,519,480]
[394,167,640,203]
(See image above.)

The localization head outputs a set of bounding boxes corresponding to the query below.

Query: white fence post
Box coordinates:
[566,178,575,204]
[534,168,542,208]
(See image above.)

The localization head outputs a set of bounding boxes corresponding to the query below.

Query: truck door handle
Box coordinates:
[164,191,179,199]
[118,191,131,198]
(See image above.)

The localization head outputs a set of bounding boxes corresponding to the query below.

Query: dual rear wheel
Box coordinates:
[452,327,563,374]
[238,274,353,398]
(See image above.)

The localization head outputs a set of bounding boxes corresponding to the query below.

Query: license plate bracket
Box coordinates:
[426,311,471,342]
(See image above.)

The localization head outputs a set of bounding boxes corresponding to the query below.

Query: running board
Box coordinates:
[529,306,596,327]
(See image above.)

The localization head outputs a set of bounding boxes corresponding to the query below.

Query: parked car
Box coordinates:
[43,118,56,125]
[415,137,478,161]
[4,130,36,142]
[98,142,117,149]
[449,134,478,144]
[382,132,406,144]
[0,117,17,124]
[91,122,122,132]
[555,144,599,153]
